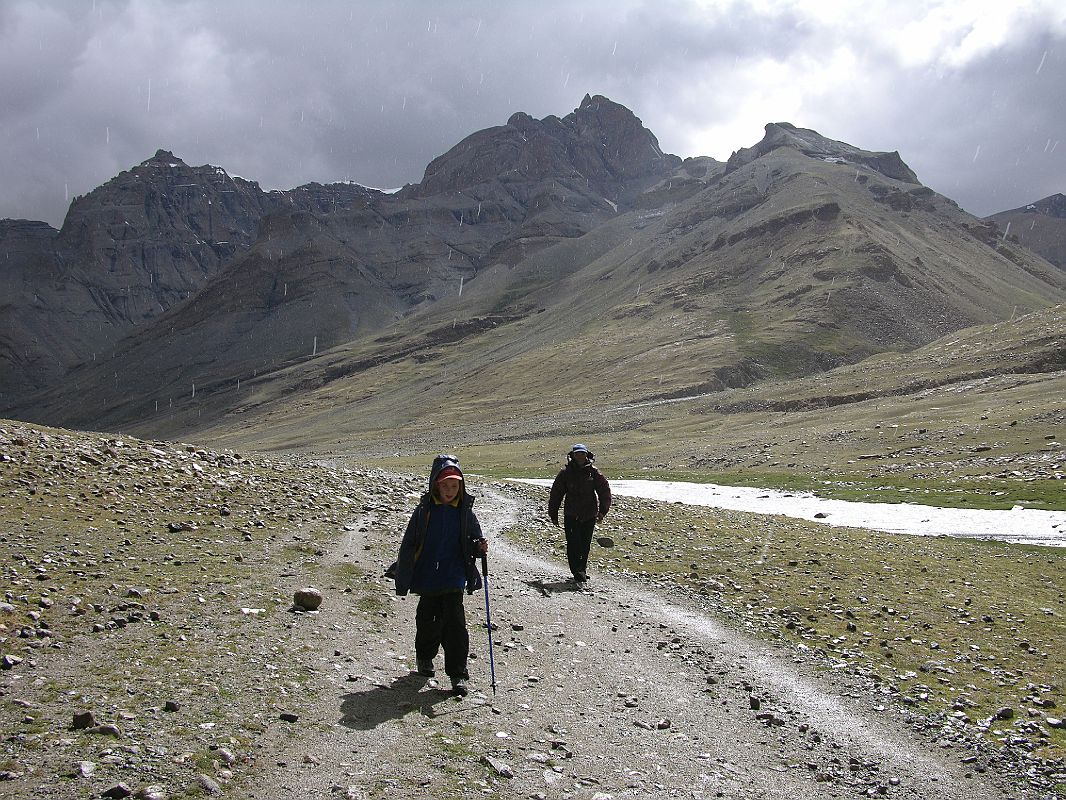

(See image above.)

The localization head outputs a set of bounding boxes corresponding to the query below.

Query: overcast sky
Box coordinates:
[2,0,1063,228]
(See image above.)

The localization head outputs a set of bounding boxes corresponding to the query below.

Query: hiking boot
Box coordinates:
[450,677,469,697]
[416,658,435,677]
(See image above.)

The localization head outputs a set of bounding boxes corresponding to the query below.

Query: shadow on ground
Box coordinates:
[339,672,458,730]
[522,578,584,596]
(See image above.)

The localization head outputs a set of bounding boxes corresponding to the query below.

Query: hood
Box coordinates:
[428,454,465,498]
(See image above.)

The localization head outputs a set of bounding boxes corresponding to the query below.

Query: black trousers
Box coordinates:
[564,517,595,579]
[415,592,469,680]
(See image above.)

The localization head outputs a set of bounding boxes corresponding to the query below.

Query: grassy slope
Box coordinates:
[198,306,1064,513]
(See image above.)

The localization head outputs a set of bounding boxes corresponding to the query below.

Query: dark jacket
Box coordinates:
[393,456,484,597]
[548,463,611,523]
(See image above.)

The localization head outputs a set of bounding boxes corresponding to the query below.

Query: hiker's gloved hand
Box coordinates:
[475,539,488,555]
[596,512,605,523]
[549,514,559,527]
[466,571,483,594]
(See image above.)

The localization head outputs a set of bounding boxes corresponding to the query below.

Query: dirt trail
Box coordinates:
[246,489,1030,799]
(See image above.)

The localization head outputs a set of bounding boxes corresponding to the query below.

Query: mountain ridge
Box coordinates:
[986,193,1066,270]
[2,96,1064,450]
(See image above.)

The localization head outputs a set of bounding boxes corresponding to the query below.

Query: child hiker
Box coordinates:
[391,455,487,696]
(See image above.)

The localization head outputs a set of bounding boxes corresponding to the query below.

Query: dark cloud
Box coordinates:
[1,0,1062,227]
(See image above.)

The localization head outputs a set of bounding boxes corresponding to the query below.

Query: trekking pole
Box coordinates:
[481,554,497,696]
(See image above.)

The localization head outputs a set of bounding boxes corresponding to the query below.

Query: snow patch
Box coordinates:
[510,479,1066,547]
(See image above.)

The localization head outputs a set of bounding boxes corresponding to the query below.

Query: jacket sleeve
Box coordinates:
[466,508,484,544]
[594,470,612,517]
[393,508,421,596]
[464,509,484,594]
[548,470,566,519]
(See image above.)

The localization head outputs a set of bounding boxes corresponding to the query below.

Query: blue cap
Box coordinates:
[570,443,590,454]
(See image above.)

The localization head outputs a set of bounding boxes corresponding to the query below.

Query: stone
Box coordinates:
[196,774,222,795]
[481,755,514,778]
[88,723,123,737]
[293,588,323,612]
[102,784,133,799]
[1,654,23,670]
[72,711,96,730]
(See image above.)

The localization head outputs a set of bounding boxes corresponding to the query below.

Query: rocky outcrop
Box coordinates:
[726,122,919,183]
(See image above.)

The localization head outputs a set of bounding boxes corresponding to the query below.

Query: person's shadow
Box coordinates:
[339,672,456,730]
[523,578,582,596]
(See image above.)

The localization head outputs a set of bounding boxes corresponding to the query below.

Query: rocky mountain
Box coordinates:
[1,96,678,408]
[0,150,377,401]
[3,98,1065,447]
[987,193,1066,270]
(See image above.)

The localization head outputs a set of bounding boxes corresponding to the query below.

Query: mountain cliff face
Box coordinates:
[0,151,379,401]
[987,194,1066,270]
[2,97,1064,444]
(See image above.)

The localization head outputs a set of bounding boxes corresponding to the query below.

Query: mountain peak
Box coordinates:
[576,93,621,113]
[1027,193,1066,218]
[726,122,919,183]
[411,94,678,199]
[144,149,186,166]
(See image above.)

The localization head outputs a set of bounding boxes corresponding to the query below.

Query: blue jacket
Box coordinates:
[393,456,484,597]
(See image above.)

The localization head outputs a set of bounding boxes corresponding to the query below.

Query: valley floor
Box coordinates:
[1,421,1061,799]
[243,487,1033,800]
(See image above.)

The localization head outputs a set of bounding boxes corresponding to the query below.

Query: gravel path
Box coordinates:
[245,488,1030,800]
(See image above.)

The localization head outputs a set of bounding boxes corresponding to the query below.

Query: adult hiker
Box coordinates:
[391,455,487,696]
[548,443,611,586]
